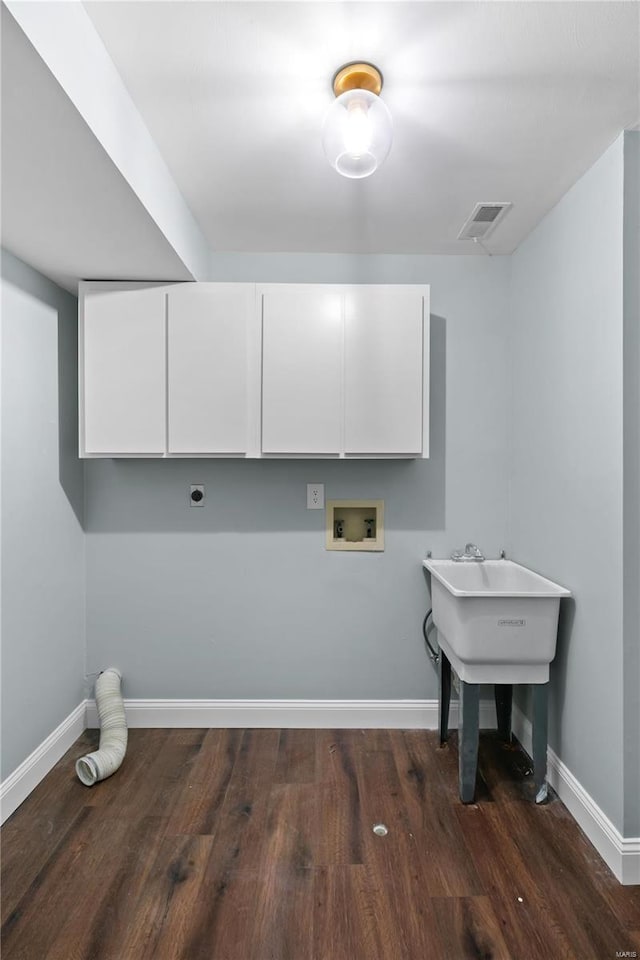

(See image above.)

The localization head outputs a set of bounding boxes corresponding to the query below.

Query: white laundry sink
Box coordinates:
[422,559,571,683]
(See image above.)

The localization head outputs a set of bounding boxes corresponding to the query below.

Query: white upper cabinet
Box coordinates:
[79,281,429,459]
[81,285,166,456]
[261,286,343,455]
[167,285,252,454]
[344,287,426,455]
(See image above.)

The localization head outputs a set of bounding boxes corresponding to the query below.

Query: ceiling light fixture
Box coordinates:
[322,62,392,180]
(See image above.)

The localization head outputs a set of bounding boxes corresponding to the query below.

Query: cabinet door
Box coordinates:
[344,288,424,455]
[82,287,166,455]
[168,285,251,454]
[261,287,343,454]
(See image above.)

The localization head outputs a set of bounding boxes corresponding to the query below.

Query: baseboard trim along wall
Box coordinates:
[84,697,498,730]
[2,697,638,884]
[0,702,86,824]
[512,704,640,886]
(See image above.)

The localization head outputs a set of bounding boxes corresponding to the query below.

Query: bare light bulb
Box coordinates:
[323,87,392,179]
[343,97,373,156]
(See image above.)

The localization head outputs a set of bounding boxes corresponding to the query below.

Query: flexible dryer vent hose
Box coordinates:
[76,668,128,787]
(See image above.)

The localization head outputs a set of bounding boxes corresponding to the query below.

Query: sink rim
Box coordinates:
[422,558,571,598]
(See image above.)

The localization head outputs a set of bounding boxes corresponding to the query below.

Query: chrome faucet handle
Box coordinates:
[464,543,486,560]
[451,544,485,561]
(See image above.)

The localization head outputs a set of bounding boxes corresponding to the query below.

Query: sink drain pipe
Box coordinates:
[76,668,128,786]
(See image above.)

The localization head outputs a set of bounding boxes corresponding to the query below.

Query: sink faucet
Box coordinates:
[451,542,485,562]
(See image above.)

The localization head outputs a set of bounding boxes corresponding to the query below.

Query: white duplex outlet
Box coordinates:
[306,483,324,510]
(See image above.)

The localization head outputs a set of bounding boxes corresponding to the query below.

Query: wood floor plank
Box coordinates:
[1,810,84,924]
[391,730,484,897]
[136,835,218,960]
[169,727,237,786]
[455,803,577,960]
[315,730,364,866]
[431,896,513,960]
[496,796,634,960]
[172,855,260,960]
[533,799,640,932]
[248,783,318,960]
[274,728,316,783]
[2,809,131,960]
[43,816,173,960]
[173,729,281,960]
[317,728,376,784]
[166,728,243,835]
[184,875,261,960]
[263,781,318,867]
[597,876,640,931]
[356,746,448,959]
[314,865,384,960]
[352,728,393,752]
[1,731,108,924]
[202,728,281,873]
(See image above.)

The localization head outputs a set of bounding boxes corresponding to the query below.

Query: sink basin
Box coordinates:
[422,559,571,683]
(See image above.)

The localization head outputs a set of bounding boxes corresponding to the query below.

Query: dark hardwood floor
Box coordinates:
[2,728,638,959]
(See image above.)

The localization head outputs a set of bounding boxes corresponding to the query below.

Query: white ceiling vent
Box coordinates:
[458,202,512,241]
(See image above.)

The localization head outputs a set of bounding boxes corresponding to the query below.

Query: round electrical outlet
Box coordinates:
[190,486,204,505]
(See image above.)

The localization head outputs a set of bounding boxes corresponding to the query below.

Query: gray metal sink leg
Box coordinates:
[439,651,452,745]
[532,682,549,803]
[459,680,480,803]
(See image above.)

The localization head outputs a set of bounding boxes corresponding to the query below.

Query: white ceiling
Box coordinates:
[1,1,638,289]
[0,4,195,291]
[83,0,640,256]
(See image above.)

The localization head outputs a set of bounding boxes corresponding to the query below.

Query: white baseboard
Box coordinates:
[85,697,498,731]
[0,702,86,825]
[512,704,640,885]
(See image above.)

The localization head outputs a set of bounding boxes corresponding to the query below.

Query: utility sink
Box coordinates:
[422,559,571,684]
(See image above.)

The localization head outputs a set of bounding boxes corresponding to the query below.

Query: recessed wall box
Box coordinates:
[326,500,384,552]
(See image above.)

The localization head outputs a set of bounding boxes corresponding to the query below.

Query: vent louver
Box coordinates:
[458,202,512,240]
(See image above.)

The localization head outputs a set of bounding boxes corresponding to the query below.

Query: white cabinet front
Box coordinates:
[80,281,429,459]
[168,285,251,454]
[344,288,425,455]
[82,287,166,455]
[261,287,343,455]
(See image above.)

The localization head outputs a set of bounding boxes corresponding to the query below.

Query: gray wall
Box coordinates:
[1,250,85,780]
[510,135,626,831]
[85,255,510,700]
[623,131,640,837]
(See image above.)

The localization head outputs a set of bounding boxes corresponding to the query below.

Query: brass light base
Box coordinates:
[332,62,383,97]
